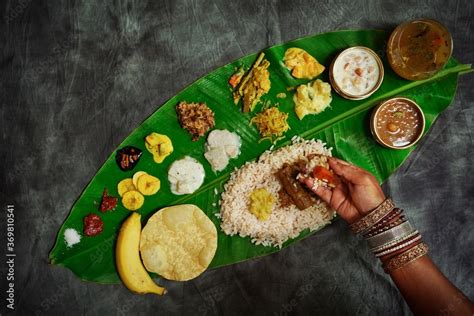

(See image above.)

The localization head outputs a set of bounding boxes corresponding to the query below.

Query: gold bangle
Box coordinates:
[350,198,395,234]
[383,242,429,273]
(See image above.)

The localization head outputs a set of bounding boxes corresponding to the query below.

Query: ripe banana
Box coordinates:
[116,212,166,295]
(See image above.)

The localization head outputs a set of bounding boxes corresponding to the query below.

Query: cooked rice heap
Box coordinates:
[220,138,335,247]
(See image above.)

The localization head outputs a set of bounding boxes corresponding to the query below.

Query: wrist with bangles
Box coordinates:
[350,198,429,273]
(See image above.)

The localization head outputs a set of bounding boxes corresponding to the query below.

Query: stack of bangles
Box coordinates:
[349,198,429,273]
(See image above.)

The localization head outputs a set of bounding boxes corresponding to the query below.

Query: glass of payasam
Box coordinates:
[329,46,384,100]
[387,19,452,81]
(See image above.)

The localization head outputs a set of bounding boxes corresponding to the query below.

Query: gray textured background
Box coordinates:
[1,0,473,315]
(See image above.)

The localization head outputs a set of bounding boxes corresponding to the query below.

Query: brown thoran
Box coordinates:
[176,101,215,141]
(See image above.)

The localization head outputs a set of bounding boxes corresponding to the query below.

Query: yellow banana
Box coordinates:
[116,213,166,295]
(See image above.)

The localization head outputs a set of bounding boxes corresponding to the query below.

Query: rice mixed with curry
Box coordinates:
[219,138,336,247]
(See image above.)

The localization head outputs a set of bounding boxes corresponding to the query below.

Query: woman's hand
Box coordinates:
[300,157,385,224]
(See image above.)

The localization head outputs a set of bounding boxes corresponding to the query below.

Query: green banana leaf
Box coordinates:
[49,29,471,284]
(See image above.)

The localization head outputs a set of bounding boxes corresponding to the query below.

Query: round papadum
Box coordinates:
[140,204,217,281]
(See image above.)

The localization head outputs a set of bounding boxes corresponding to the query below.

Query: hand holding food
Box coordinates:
[300,157,385,224]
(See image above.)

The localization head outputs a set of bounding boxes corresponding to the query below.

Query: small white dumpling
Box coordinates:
[204,147,229,172]
[204,130,241,172]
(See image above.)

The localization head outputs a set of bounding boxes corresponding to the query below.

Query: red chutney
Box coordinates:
[83,214,104,236]
[99,189,117,212]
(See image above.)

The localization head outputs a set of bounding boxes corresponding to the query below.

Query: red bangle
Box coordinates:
[350,198,396,234]
[363,208,402,237]
[364,214,406,238]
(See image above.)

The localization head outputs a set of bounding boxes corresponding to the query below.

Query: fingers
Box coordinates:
[329,157,351,166]
[329,157,366,185]
[300,177,332,204]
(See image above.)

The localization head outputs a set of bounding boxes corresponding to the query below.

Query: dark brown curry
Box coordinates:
[374,99,424,148]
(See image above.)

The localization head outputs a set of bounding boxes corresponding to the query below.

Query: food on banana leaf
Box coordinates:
[372,97,425,149]
[250,106,289,143]
[330,46,383,99]
[204,129,241,172]
[276,161,317,211]
[132,171,147,188]
[117,178,136,197]
[118,171,160,211]
[293,79,332,120]
[232,52,271,112]
[99,188,118,212]
[136,174,161,196]
[116,213,166,295]
[220,138,335,248]
[64,228,81,248]
[140,204,217,281]
[145,132,173,163]
[168,156,205,195]
[176,101,215,141]
[83,214,104,237]
[284,47,325,79]
[228,66,245,88]
[387,19,452,81]
[296,154,336,189]
[121,190,144,211]
[248,188,275,221]
[115,146,142,171]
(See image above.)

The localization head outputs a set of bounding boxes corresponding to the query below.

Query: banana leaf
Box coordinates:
[49,29,471,284]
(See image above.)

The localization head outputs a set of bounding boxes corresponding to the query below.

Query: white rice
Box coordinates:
[220,138,335,248]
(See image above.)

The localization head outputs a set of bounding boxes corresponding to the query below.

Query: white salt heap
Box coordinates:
[64,228,81,248]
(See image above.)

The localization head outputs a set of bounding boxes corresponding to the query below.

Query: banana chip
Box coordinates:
[136,174,160,196]
[140,204,217,281]
[132,171,147,188]
[117,178,135,197]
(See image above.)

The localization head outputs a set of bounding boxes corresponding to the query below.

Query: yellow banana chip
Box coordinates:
[122,190,144,211]
[140,204,217,281]
[132,171,148,188]
[136,174,160,196]
[117,178,135,197]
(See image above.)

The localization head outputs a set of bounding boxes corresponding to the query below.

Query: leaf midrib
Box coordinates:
[167,63,472,205]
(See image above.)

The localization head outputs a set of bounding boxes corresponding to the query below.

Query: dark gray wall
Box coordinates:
[1,0,472,315]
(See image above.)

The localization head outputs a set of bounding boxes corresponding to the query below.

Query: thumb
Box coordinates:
[329,158,364,185]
